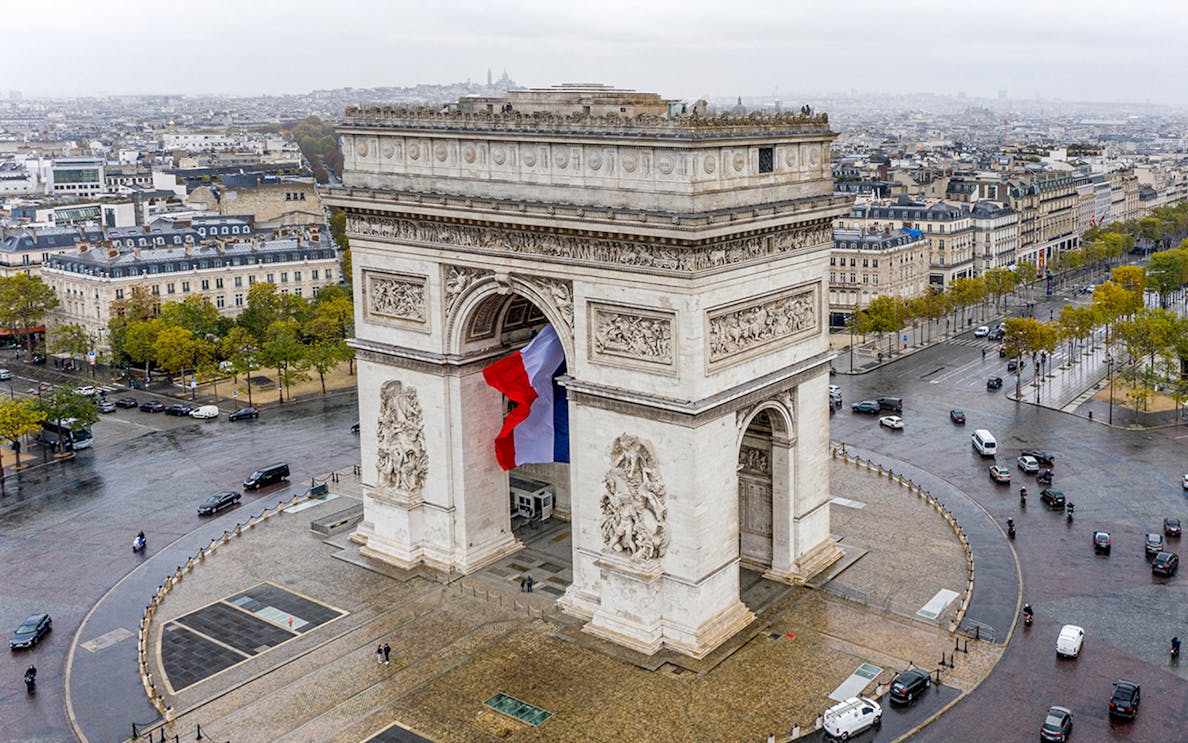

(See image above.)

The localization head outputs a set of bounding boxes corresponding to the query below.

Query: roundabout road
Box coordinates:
[0,394,359,742]
[832,331,1188,742]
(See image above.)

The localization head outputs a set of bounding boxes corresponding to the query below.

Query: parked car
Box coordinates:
[1164,517,1182,538]
[1108,679,1140,719]
[949,409,966,425]
[1020,449,1056,466]
[139,401,164,413]
[1040,489,1066,508]
[350,420,361,433]
[189,405,219,419]
[1183,473,1188,490]
[1093,531,1111,554]
[0,368,10,381]
[197,491,241,516]
[1040,705,1073,742]
[879,415,904,430]
[115,397,139,409]
[75,385,95,396]
[228,407,259,421]
[9,613,51,650]
[97,400,116,414]
[888,668,931,704]
[1145,533,1165,556]
[877,397,903,413]
[164,403,194,417]
[1152,551,1179,576]
[244,462,290,490]
[851,400,880,415]
[822,697,881,740]
[987,377,1003,390]
[1017,455,1040,473]
[974,325,989,337]
[989,465,1012,484]
[1056,625,1085,658]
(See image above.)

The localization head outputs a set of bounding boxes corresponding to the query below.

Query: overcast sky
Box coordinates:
[7,0,1188,104]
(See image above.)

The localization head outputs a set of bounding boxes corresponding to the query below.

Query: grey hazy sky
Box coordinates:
[7,0,1188,103]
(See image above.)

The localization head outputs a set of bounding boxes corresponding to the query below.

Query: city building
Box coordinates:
[0,222,205,277]
[845,197,975,287]
[828,227,930,327]
[185,180,323,230]
[51,157,105,198]
[42,229,339,345]
[969,200,1019,272]
[1005,175,1078,269]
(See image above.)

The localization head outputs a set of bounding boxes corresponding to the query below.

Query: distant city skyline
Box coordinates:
[7,0,1188,106]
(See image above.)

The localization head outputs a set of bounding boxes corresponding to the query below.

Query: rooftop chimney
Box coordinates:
[134,246,141,260]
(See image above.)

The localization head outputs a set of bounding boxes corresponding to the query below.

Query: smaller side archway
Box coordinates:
[737,399,796,576]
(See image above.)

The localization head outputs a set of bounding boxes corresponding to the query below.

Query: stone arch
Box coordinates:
[445,273,576,364]
[736,395,796,574]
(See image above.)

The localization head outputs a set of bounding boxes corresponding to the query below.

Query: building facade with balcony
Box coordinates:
[828,227,930,328]
[844,197,975,288]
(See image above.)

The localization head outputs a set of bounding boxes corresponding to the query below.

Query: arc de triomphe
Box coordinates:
[326,85,848,659]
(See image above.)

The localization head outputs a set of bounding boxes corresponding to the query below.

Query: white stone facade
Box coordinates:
[330,89,848,659]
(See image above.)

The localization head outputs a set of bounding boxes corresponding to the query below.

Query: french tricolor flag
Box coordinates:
[482,325,570,470]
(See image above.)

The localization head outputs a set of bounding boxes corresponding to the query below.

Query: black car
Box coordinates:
[228,407,259,421]
[1145,533,1164,556]
[1039,706,1073,742]
[1093,531,1111,554]
[1007,358,1020,373]
[164,403,194,416]
[1040,489,1066,509]
[10,613,51,650]
[1152,551,1179,576]
[851,400,881,415]
[1109,679,1140,719]
[987,377,1003,390]
[949,409,966,425]
[888,668,931,704]
[351,420,361,433]
[198,491,241,516]
[139,401,164,413]
[877,397,903,413]
[115,397,139,408]
[1020,449,1056,466]
[30,353,46,365]
[1164,517,1182,538]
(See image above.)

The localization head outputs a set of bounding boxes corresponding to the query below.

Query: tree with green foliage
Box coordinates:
[0,398,44,481]
[159,295,225,339]
[0,274,60,361]
[124,318,164,379]
[863,295,906,357]
[154,325,210,384]
[983,268,1017,313]
[220,326,260,408]
[1146,249,1188,308]
[260,319,309,403]
[36,386,99,457]
[48,324,92,366]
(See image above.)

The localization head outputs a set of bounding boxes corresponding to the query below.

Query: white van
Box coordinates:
[0,368,10,380]
[189,405,220,419]
[823,696,882,740]
[971,429,997,457]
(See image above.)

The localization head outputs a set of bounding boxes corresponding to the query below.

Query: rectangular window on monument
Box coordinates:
[482,324,569,470]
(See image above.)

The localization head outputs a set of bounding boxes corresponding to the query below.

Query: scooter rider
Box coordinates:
[1173,636,1181,656]
[1007,517,1016,539]
[1022,603,1033,625]
[24,664,36,690]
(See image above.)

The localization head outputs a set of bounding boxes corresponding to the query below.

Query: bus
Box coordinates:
[37,418,94,451]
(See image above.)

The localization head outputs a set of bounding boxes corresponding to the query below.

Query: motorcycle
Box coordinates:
[1007,518,1016,540]
[1022,605,1033,627]
[1066,503,1075,523]
[132,534,146,553]
[24,666,35,693]
[1019,488,1027,507]
[1173,638,1181,660]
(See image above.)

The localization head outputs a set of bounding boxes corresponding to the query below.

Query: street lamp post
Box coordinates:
[1107,356,1115,425]
[849,316,855,374]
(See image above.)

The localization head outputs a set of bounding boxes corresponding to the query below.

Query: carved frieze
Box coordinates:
[442,265,492,320]
[346,214,831,274]
[738,445,770,475]
[707,284,819,366]
[520,276,574,331]
[599,434,670,564]
[376,380,428,497]
[589,303,675,370]
[363,270,427,326]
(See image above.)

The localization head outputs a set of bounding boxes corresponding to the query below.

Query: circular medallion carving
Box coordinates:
[408,143,420,160]
[733,153,745,171]
[356,140,369,158]
[555,151,568,168]
[434,143,448,162]
[463,145,476,164]
[622,154,638,173]
[382,142,395,159]
[808,146,821,166]
[657,155,673,175]
[703,155,716,174]
[492,146,506,165]
[523,151,537,167]
[588,152,602,171]
[784,148,797,168]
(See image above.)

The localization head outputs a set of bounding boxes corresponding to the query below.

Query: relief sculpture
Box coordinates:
[366,272,426,323]
[738,445,770,475]
[708,287,817,363]
[592,306,673,366]
[443,265,491,318]
[521,276,574,331]
[346,214,830,274]
[599,434,670,564]
[375,380,428,497]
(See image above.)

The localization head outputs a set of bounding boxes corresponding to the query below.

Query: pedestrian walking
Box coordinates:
[519,577,526,592]
[376,644,384,665]
[526,575,534,593]
[382,642,391,665]
[981,348,986,361]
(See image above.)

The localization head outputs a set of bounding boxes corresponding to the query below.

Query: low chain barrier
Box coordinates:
[448,580,556,621]
[829,443,975,633]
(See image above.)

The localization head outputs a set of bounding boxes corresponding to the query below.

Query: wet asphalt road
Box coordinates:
[0,391,359,742]
[832,327,1188,742]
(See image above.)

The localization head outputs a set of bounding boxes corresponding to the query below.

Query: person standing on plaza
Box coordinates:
[526,575,534,593]
[376,644,384,665]
[382,643,391,665]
